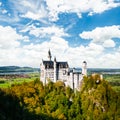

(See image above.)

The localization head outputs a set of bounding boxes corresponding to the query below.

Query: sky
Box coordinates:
[0,0,120,68]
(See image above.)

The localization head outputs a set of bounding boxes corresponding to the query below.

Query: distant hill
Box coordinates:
[0,66,39,73]
[88,68,120,74]
[69,68,120,75]
[0,66,119,74]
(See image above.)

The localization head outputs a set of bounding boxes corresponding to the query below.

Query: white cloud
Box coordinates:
[20,5,47,20]
[2,9,7,14]
[21,24,69,38]
[79,25,120,47]
[0,2,2,6]
[8,0,120,21]
[0,25,31,66]
[97,51,120,68]
[103,39,115,47]
[22,36,30,42]
[0,1,119,68]
[30,38,119,68]
[0,25,29,48]
[0,30,119,68]
[46,0,120,21]
[0,26,21,48]
[9,0,48,21]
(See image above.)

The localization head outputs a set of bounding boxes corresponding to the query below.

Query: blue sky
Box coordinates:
[0,0,120,68]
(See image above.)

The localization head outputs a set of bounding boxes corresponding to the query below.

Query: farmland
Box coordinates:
[104,74,120,92]
[0,66,120,92]
[0,72,39,88]
[0,72,120,93]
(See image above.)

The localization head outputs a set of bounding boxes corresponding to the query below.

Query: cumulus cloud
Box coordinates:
[0,1,120,68]
[2,9,7,14]
[0,26,118,68]
[0,2,2,6]
[79,25,120,47]
[103,39,115,47]
[0,26,21,48]
[9,0,48,21]
[0,25,29,49]
[8,0,120,21]
[20,37,119,68]
[0,25,31,66]
[20,5,47,20]
[20,24,69,39]
[0,28,119,68]
[29,25,69,38]
[46,0,120,21]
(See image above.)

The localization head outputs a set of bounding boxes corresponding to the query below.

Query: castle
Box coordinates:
[40,50,87,90]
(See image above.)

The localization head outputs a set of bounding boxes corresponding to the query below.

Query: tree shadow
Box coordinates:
[0,89,58,120]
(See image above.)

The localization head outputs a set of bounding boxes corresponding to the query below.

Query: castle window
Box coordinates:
[60,64,63,68]
[47,64,49,68]
[63,70,66,75]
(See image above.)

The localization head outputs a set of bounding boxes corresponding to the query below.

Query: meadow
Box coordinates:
[104,74,120,92]
[0,72,39,88]
[0,72,120,93]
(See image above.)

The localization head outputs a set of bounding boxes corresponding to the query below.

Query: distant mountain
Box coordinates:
[87,68,120,74]
[70,68,120,74]
[0,66,39,73]
[1,66,119,74]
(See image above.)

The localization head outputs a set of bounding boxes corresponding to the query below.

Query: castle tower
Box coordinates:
[82,61,87,76]
[48,49,52,61]
[40,59,46,85]
[54,57,57,82]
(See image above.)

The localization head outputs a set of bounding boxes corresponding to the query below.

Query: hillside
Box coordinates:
[0,75,120,120]
[80,74,120,119]
[88,68,120,74]
[0,66,39,73]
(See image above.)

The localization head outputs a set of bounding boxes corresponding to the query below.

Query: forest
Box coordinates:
[0,74,120,120]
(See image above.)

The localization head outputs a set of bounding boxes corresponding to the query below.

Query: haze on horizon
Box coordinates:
[0,0,120,68]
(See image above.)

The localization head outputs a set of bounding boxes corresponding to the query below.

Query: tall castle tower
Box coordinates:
[82,61,87,76]
[54,57,57,82]
[48,49,52,61]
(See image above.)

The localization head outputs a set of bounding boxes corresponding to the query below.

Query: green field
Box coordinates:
[104,74,120,92]
[0,73,120,92]
[0,72,39,88]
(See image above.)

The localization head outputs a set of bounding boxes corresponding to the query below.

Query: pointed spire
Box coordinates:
[48,49,52,61]
[82,61,87,76]
[54,56,56,62]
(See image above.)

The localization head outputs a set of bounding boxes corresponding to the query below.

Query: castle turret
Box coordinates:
[48,49,52,61]
[82,61,87,76]
[54,57,57,82]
